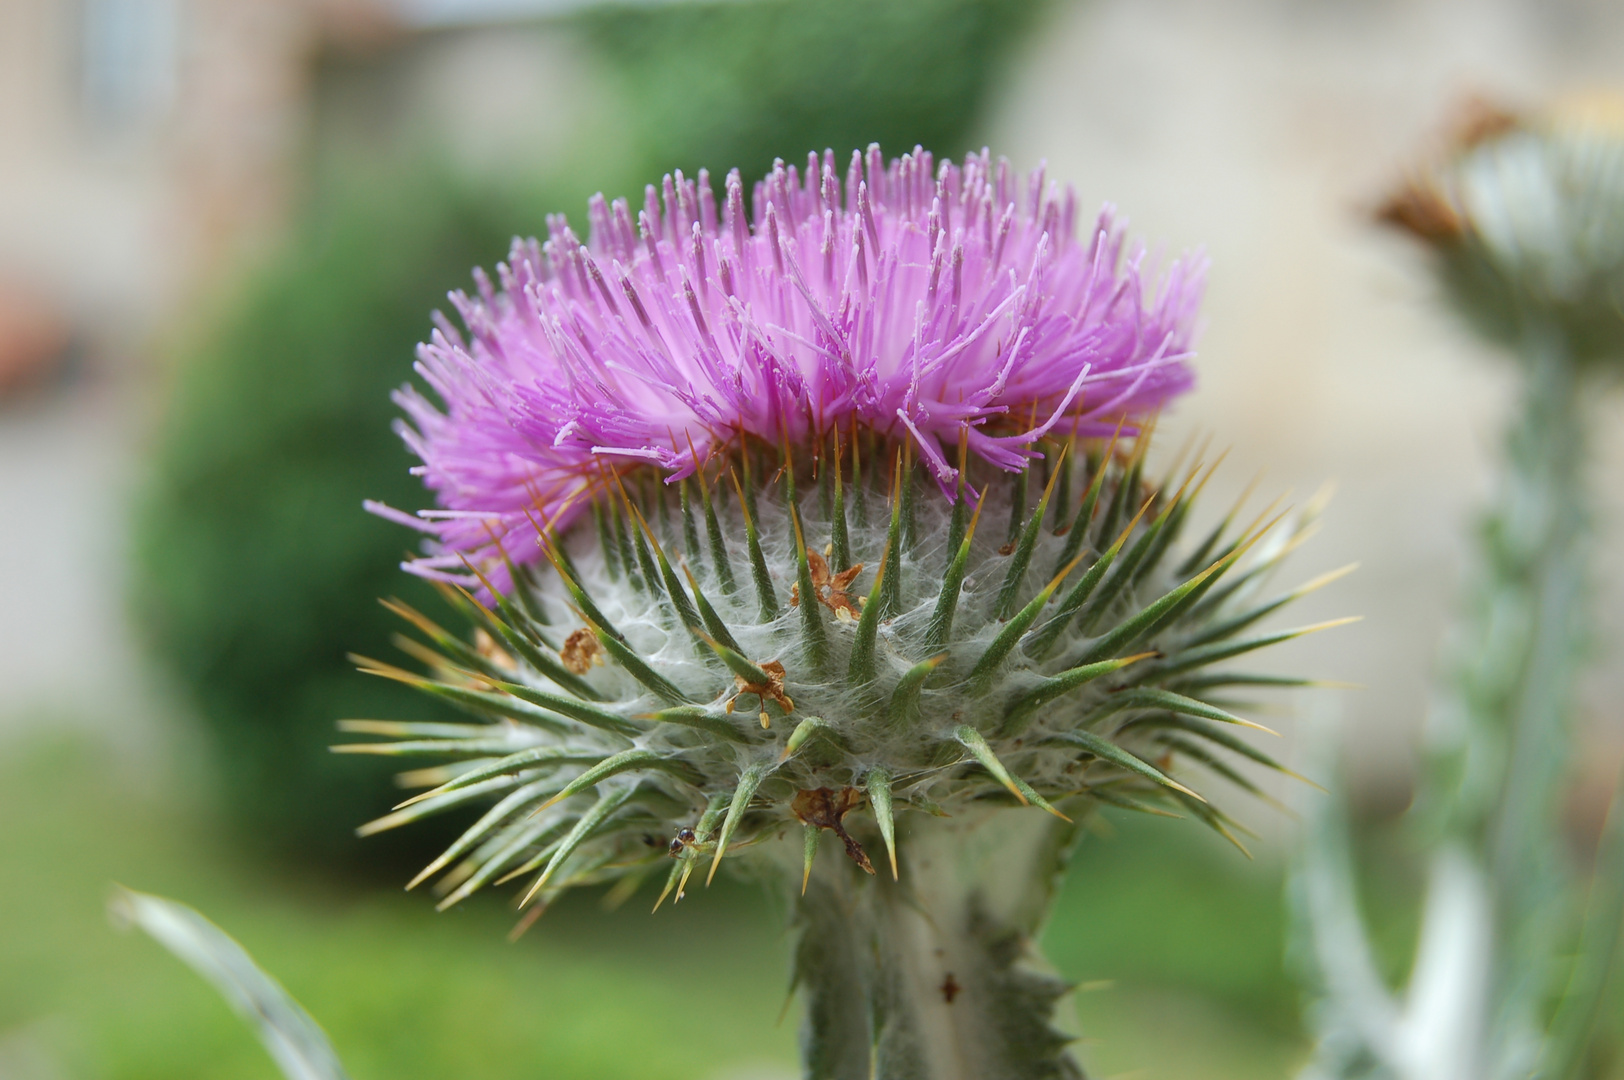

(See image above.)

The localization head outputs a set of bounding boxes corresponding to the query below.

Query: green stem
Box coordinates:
[1298,326,1599,1079]
[1421,325,1590,1066]
[793,811,1083,1080]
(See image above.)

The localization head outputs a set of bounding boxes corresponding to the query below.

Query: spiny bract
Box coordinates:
[342,431,1346,916]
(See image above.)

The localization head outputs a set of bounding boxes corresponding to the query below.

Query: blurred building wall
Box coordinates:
[0,0,383,361]
[989,0,1624,808]
[0,0,604,761]
[8,0,1624,817]
[0,0,622,370]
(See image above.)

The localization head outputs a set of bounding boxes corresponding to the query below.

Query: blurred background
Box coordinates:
[3,0,1624,1076]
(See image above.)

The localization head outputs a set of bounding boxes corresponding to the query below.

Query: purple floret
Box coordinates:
[375,147,1205,589]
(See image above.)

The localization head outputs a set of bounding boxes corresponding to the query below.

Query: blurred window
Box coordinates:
[78,0,179,133]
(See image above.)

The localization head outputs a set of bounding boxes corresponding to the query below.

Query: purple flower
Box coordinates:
[373,147,1205,588]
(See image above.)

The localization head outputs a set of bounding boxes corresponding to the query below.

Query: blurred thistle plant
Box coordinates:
[1295,97,1624,1080]
[130,147,1350,1080]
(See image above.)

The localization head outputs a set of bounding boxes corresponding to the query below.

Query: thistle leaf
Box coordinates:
[489,678,645,738]
[954,725,1068,820]
[627,501,664,599]
[682,564,743,653]
[592,498,620,581]
[537,748,699,812]
[865,765,899,880]
[355,775,522,836]
[1071,545,1249,668]
[1181,563,1358,648]
[1171,791,1253,857]
[608,497,641,590]
[1093,448,1140,550]
[887,653,946,727]
[783,716,845,760]
[790,505,827,671]
[331,737,533,757]
[522,786,637,905]
[1153,617,1361,677]
[654,792,729,912]
[925,494,983,651]
[1090,785,1183,818]
[1125,714,1314,783]
[447,816,566,906]
[653,859,686,912]
[439,583,600,701]
[693,630,772,685]
[335,718,503,739]
[708,763,767,884]
[1004,464,1028,548]
[1000,654,1153,736]
[628,503,702,632]
[407,777,560,889]
[378,598,527,694]
[402,747,604,803]
[1102,687,1277,735]
[995,445,1066,619]
[351,659,570,732]
[680,479,704,566]
[968,555,1084,693]
[1052,429,1119,576]
[645,705,752,743]
[1075,471,1195,635]
[801,823,820,894]
[1024,494,1154,661]
[698,467,737,594]
[830,433,852,571]
[847,549,887,685]
[899,446,918,551]
[730,467,778,621]
[110,889,351,1080]
[1052,729,1202,800]
[577,614,692,705]
[539,543,622,641]
[878,456,904,617]
[1156,735,1282,808]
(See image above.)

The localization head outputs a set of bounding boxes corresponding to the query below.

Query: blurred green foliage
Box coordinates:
[584,0,1047,182]
[0,736,1302,1079]
[132,177,537,867]
[131,0,1046,868]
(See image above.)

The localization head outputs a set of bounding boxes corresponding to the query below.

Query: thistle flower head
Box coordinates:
[348,149,1341,945]
[381,147,1203,590]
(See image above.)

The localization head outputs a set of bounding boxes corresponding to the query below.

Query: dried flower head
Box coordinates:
[1378,95,1624,362]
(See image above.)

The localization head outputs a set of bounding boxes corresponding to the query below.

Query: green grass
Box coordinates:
[0,732,1311,1078]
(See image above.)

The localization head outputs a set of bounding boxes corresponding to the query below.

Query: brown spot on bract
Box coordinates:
[792,787,874,875]
[802,549,865,618]
[940,973,961,1004]
[727,659,793,728]
[560,628,604,675]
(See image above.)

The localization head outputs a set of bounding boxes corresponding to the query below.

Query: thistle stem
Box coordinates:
[793,811,1083,1080]
[1300,324,1596,1079]
[1474,329,1588,1061]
